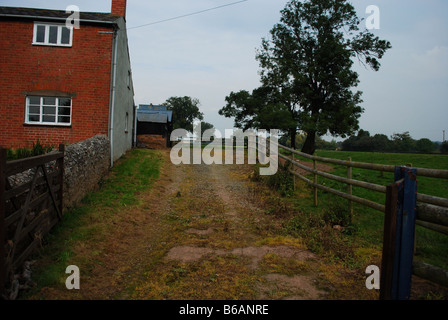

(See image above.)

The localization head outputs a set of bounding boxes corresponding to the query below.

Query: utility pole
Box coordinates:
[444,130,446,143]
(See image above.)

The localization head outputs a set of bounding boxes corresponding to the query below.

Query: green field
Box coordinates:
[279,149,448,271]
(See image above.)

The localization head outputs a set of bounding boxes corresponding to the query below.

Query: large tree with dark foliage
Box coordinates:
[165,96,204,134]
[221,0,391,154]
[219,86,296,134]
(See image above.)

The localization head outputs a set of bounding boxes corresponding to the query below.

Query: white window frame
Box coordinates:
[125,112,129,133]
[32,22,73,47]
[127,70,131,90]
[25,96,72,126]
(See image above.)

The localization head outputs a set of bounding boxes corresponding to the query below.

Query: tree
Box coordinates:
[441,141,448,154]
[165,96,203,134]
[342,129,374,151]
[415,138,435,153]
[372,134,392,152]
[219,86,296,137]
[198,121,215,137]
[391,132,415,153]
[256,0,391,154]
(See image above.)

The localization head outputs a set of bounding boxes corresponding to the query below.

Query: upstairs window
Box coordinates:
[26,96,72,126]
[33,23,73,47]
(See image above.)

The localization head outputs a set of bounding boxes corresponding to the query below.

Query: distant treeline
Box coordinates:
[340,130,447,154]
[280,130,448,154]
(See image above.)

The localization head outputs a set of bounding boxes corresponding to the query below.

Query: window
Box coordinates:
[26,96,72,126]
[127,70,132,90]
[125,112,129,133]
[33,23,73,47]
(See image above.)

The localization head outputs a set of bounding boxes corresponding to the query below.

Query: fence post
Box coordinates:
[347,157,353,216]
[392,166,418,300]
[58,144,65,217]
[0,148,6,298]
[313,155,318,206]
[292,151,296,191]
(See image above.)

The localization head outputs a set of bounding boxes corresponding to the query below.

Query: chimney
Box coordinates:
[111,0,127,18]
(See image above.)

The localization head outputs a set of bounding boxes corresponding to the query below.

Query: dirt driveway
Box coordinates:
[29,149,378,300]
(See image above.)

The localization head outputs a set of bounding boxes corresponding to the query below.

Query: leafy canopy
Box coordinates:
[165,96,204,134]
[220,0,391,154]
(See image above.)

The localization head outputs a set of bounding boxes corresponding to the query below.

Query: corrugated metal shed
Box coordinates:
[137,104,173,124]
[137,113,168,124]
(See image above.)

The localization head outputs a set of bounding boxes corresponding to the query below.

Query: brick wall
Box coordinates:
[0,20,114,149]
[111,0,127,18]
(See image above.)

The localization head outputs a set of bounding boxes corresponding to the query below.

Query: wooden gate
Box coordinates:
[0,145,64,299]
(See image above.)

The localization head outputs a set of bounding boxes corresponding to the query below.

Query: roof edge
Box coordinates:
[0,6,120,24]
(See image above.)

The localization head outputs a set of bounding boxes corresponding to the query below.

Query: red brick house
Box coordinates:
[0,0,134,165]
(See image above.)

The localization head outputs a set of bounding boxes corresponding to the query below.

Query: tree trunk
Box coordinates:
[301,130,316,155]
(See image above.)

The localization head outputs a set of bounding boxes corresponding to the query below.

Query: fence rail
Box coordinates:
[1,145,65,299]
[256,141,448,290]
[275,143,448,235]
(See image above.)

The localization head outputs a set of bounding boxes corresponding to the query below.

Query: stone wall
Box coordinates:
[63,135,110,209]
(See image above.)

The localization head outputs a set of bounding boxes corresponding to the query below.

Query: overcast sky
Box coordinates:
[2,0,447,142]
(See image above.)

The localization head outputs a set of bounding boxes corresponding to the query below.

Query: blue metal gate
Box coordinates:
[380,166,418,300]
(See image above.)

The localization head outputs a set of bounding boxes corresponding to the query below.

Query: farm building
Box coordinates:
[136,104,173,149]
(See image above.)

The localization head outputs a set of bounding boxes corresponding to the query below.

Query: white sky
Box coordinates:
[2,0,447,142]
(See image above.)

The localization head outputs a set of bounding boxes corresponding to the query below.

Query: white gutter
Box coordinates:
[0,14,118,25]
[109,28,119,168]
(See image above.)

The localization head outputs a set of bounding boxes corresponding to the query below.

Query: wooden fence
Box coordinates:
[0,145,64,299]
[257,141,448,291]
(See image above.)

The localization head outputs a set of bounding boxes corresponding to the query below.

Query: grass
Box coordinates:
[21,147,447,299]
[6,140,55,161]
[23,149,162,297]
[271,149,448,271]
[316,150,448,270]
[83,149,162,208]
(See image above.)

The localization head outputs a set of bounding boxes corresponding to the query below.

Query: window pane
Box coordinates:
[43,97,56,105]
[43,115,56,123]
[49,26,58,44]
[28,115,40,122]
[61,27,71,44]
[58,116,71,124]
[58,107,71,116]
[28,106,40,114]
[28,96,40,105]
[43,106,56,115]
[58,98,71,107]
[36,25,45,43]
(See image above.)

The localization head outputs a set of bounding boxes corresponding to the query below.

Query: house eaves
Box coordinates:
[0,6,120,26]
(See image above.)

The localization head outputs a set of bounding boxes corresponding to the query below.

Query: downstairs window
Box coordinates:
[25,96,72,126]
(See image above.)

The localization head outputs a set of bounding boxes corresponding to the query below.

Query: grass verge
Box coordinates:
[313,150,448,271]
[22,149,162,298]
[253,150,448,298]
